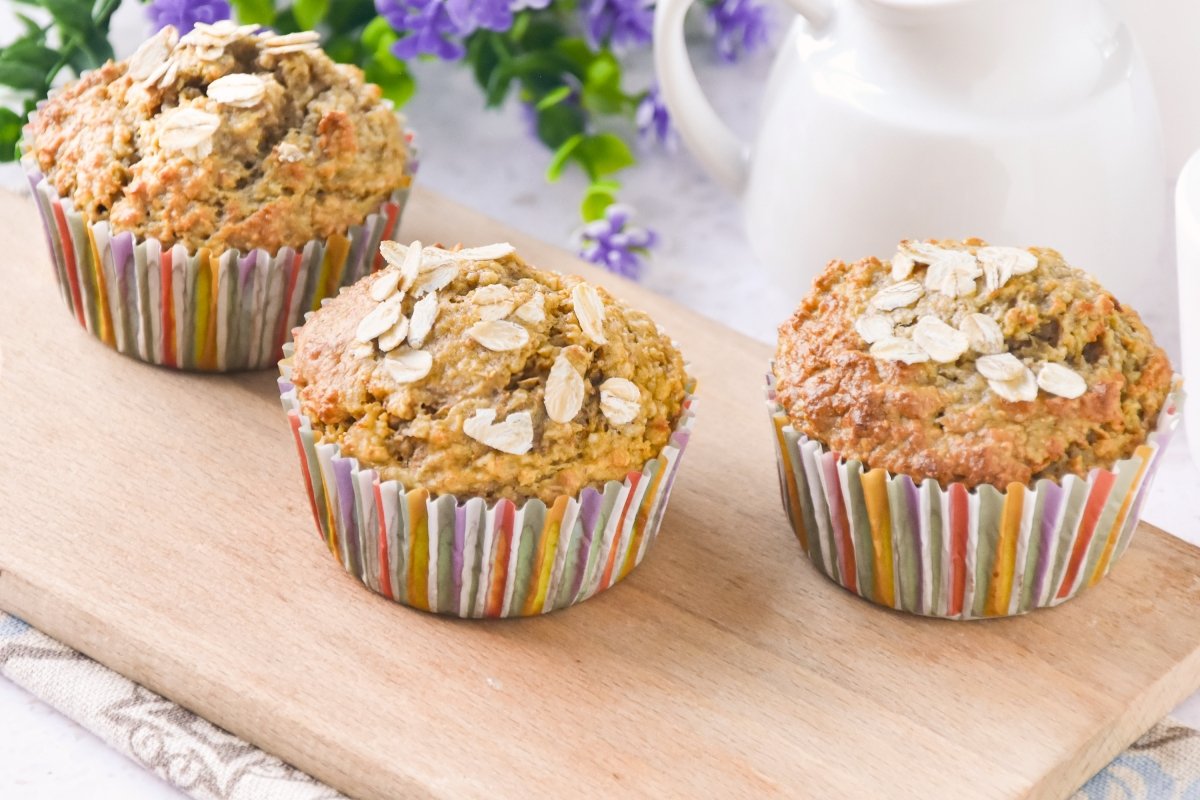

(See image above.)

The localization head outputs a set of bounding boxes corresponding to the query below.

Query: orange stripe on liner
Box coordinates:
[1057,470,1116,599]
[861,469,895,608]
[485,500,515,617]
[986,483,1024,617]
[1088,448,1154,587]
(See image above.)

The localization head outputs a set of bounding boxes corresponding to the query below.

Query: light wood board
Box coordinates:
[2,187,1200,799]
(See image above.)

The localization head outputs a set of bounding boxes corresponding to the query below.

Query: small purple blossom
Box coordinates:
[377,0,467,60]
[636,85,675,150]
[708,0,769,63]
[582,0,654,50]
[446,0,514,33]
[575,204,657,279]
[146,0,231,32]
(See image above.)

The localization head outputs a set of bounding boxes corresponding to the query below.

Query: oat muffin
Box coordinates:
[24,21,412,255]
[769,238,1180,619]
[774,239,1173,489]
[289,241,689,503]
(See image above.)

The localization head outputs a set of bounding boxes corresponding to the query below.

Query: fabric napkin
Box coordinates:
[2,609,1198,799]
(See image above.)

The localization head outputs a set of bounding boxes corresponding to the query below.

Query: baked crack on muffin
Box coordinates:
[24,22,412,255]
[773,238,1173,489]
[290,242,689,503]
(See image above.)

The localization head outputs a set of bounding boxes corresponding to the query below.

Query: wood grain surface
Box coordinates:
[2,187,1200,799]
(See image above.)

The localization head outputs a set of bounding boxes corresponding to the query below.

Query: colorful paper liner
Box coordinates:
[766,371,1183,619]
[21,140,416,372]
[277,345,697,617]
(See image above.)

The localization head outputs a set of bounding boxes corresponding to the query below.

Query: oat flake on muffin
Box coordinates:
[23,21,412,256]
[773,238,1173,489]
[289,242,689,503]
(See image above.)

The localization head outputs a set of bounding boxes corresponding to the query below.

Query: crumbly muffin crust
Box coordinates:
[24,23,411,255]
[291,243,688,503]
[773,239,1173,489]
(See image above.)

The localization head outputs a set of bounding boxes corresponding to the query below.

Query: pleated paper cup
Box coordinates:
[767,370,1183,619]
[277,345,697,618]
[21,136,416,372]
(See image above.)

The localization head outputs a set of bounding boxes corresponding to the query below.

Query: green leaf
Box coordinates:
[0,107,23,163]
[535,85,573,111]
[293,0,330,30]
[326,0,379,33]
[484,64,515,107]
[0,61,48,92]
[510,11,531,43]
[554,38,595,73]
[546,133,583,182]
[535,100,586,149]
[575,133,635,179]
[365,56,415,107]
[324,38,360,64]
[0,41,60,73]
[230,0,277,25]
[362,16,396,54]
[581,182,618,222]
[15,13,44,36]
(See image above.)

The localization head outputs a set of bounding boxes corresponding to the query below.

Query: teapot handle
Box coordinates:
[653,0,835,194]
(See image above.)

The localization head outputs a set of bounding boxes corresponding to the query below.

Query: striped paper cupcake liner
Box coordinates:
[767,371,1183,619]
[21,133,416,372]
[277,345,697,618]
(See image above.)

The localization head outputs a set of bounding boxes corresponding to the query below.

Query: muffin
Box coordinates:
[22,21,416,370]
[769,239,1181,619]
[278,240,696,617]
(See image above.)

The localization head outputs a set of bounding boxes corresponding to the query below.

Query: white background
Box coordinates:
[1,0,1199,796]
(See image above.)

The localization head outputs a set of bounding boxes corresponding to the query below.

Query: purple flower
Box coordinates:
[377,0,467,60]
[574,204,657,279]
[582,0,654,50]
[146,0,231,32]
[446,0,514,33]
[636,84,675,150]
[708,0,769,63]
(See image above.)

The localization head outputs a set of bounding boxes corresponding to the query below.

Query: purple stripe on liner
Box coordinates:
[571,488,603,599]
[278,378,295,393]
[453,504,467,616]
[1033,480,1064,601]
[238,250,258,287]
[333,458,361,575]
[112,232,134,285]
[903,475,922,605]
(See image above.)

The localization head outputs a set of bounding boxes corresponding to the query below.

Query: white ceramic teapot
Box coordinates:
[654,0,1167,310]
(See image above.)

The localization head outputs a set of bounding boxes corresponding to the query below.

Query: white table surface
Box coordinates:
[2,1,1199,796]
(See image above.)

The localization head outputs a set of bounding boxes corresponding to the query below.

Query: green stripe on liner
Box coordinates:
[435,495,458,611]
[786,432,824,576]
[510,501,545,613]
[463,499,486,618]
[346,462,365,581]
[554,509,587,611]
[842,460,875,604]
[888,478,918,613]
[65,211,98,334]
[972,485,1003,619]
[393,486,410,602]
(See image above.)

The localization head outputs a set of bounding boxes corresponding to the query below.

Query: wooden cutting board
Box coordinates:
[2,186,1200,800]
